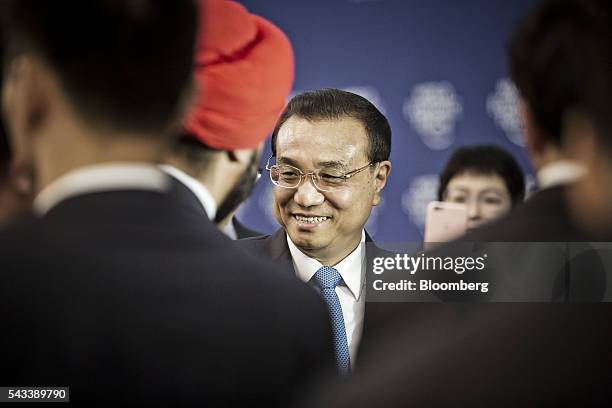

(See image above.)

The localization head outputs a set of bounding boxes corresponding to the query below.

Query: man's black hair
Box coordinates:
[509,0,612,149]
[438,145,525,207]
[0,0,198,134]
[271,89,391,163]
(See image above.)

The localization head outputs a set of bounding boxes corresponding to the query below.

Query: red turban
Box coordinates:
[183,0,294,150]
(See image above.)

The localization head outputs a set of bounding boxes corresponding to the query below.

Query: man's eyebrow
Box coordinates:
[316,160,347,169]
[447,186,469,193]
[276,157,301,167]
[479,188,505,195]
[276,158,348,169]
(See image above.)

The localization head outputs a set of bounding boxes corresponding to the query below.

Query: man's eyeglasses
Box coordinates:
[265,155,375,192]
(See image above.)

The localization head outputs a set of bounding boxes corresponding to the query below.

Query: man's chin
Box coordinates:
[287,229,329,251]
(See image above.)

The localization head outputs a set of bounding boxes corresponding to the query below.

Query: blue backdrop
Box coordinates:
[235,0,536,242]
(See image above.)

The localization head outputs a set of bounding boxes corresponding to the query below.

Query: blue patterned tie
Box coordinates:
[312,266,351,375]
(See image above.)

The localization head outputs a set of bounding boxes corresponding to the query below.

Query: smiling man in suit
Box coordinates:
[239,88,394,373]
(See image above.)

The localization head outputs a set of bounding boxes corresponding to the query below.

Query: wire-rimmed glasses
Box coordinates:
[265,155,375,192]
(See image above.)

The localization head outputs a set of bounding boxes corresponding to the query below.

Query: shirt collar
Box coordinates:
[34,162,170,216]
[159,164,217,220]
[287,230,366,300]
[222,217,238,240]
[537,160,587,189]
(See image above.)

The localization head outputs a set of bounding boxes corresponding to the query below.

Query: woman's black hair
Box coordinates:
[438,145,525,207]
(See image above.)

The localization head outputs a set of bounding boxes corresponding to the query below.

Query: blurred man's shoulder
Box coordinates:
[236,229,285,253]
[0,215,46,256]
[238,233,272,244]
[463,186,585,242]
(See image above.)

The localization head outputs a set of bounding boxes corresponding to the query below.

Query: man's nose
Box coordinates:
[293,176,325,207]
[467,200,482,220]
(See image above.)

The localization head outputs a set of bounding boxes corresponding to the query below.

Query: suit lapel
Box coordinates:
[261,229,295,276]
[361,232,385,362]
[260,229,401,364]
[359,233,425,365]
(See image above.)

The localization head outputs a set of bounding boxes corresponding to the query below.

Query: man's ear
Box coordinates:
[563,109,597,165]
[519,99,544,158]
[272,197,283,226]
[4,55,51,145]
[7,160,34,197]
[2,55,53,196]
[372,160,391,206]
[564,112,611,237]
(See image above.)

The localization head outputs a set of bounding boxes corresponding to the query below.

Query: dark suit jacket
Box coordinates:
[232,217,263,239]
[310,185,612,406]
[458,185,611,301]
[313,303,612,407]
[462,185,612,242]
[237,229,432,365]
[0,178,335,406]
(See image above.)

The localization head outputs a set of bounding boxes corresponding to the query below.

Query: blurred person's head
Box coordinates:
[0,117,30,224]
[438,145,525,230]
[509,0,611,172]
[269,89,392,265]
[0,24,31,224]
[0,0,197,192]
[165,0,294,226]
[510,0,612,235]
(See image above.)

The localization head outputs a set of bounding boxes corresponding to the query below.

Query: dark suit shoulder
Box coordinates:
[461,186,588,242]
[236,228,291,263]
[238,233,273,244]
[0,194,334,405]
[232,217,264,239]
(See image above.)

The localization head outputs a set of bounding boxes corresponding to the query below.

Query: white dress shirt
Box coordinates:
[222,220,238,240]
[287,231,366,363]
[159,164,217,220]
[537,160,586,189]
[34,163,170,215]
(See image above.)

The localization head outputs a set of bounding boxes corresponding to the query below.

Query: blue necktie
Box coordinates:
[312,266,351,375]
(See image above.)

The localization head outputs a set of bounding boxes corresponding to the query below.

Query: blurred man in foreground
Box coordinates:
[0,1,333,405]
[163,0,288,239]
[459,0,612,242]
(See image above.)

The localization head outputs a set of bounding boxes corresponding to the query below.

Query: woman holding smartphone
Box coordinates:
[438,144,526,231]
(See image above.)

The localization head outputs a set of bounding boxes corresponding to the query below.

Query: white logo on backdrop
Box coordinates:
[403,81,463,150]
[342,85,386,114]
[486,78,524,146]
[400,174,439,227]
